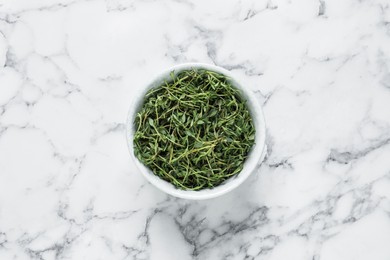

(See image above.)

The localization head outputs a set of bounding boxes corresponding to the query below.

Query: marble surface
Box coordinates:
[1,0,390,259]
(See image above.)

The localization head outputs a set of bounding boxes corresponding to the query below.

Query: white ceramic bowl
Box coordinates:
[126,63,266,200]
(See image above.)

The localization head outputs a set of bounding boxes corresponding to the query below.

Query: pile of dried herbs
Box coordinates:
[133,69,255,191]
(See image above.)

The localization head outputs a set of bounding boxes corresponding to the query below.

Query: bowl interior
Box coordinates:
[127,63,266,200]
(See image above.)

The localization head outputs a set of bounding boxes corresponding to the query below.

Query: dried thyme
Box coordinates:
[133,69,255,191]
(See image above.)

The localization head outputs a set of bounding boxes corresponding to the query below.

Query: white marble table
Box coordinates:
[1,0,390,259]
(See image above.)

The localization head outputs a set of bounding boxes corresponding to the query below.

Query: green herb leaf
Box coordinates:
[148,118,154,126]
[181,113,186,123]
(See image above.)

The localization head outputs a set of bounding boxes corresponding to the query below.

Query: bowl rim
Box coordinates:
[126,62,267,200]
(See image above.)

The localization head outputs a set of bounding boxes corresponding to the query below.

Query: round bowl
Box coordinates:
[126,63,266,200]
